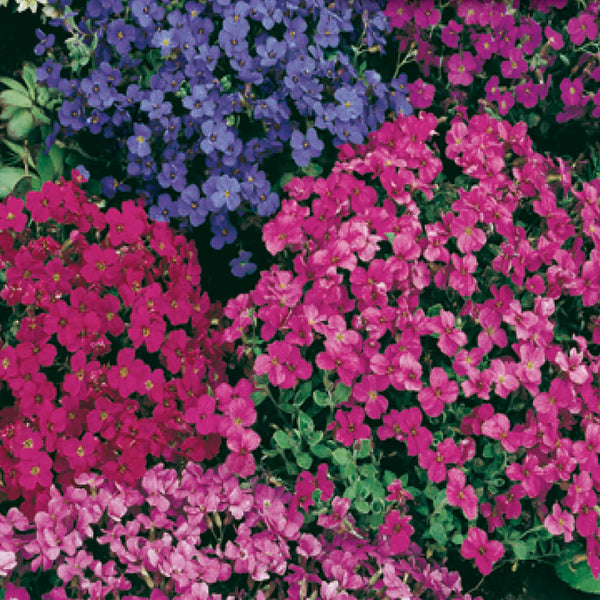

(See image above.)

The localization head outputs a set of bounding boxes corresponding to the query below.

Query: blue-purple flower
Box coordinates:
[290,128,324,167]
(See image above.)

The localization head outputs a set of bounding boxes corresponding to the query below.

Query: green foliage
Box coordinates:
[555,545,600,594]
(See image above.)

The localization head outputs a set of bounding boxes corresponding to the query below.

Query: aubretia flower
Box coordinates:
[545,503,575,542]
[560,78,584,107]
[407,79,435,109]
[127,123,152,156]
[290,128,324,167]
[0,197,27,232]
[461,527,504,575]
[229,251,257,278]
[334,407,370,447]
[446,52,476,86]
[567,14,598,45]
[446,468,478,520]
[381,510,414,553]
[254,341,312,389]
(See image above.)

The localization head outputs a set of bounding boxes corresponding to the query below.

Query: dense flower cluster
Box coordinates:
[223,110,600,576]
[0,174,264,513]
[35,0,412,251]
[0,462,476,600]
[384,0,600,123]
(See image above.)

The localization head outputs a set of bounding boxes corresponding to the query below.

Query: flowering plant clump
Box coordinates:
[222,109,600,581]
[383,0,599,153]
[33,0,412,255]
[0,172,264,513]
[0,462,476,600]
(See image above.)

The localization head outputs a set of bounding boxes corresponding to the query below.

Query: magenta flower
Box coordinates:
[560,78,584,107]
[545,503,575,542]
[446,52,476,86]
[381,510,414,553]
[418,367,458,417]
[461,527,504,575]
[567,14,598,45]
[254,341,312,389]
[334,407,370,447]
[407,79,435,109]
[446,468,478,520]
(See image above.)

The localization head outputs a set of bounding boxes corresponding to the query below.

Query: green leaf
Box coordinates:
[333,383,352,404]
[355,500,370,514]
[21,64,37,98]
[511,540,532,561]
[385,232,395,242]
[273,430,291,449]
[555,549,600,593]
[0,77,29,96]
[7,110,35,140]
[310,443,329,458]
[355,439,371,459]
[333,447,352,466]
[37,151,58,182]
[250,391,266,406]
[429,520,448,545]
[294,381,312,406]
[31,107,51,126]
[313,390,331,407]
[0,89,33,108]
[296,453,312,470]
[297,413,314,436]
[0,167,27,198]
[306,430,323,446]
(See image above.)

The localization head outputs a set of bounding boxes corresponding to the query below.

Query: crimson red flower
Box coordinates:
[0,197,27,232]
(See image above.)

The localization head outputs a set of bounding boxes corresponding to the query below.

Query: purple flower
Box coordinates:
[229,251,257,278]
[127,123,152,156]
[148,193,177,222]
[183,85,216,120]
[334,87,364,121]
[290,127,323,167]
[34,29,55,56]
[140,90,172,120]
[158,155,187,192]
[208,175,241,211]
[36,59,62,87]
[131,0,164,28]
[58,98,86,131]
[178,184,208,227]
[151,29,177,56]
[107,19,136,55]
[210,213,237,250]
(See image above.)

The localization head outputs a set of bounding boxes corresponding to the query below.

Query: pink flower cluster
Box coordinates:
[223,110,600,576]
[0,174,260,513]
[0,463,476,600]
[384,0,600,121]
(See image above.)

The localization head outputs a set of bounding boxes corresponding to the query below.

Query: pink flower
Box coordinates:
[461,527,504,575]
[381,510,414,553]
[441,19,463,49]
[383,0,413,29]
[567,14,598,45]
[448,253,478,296]
[544,503,575,542]
[0,551,17,577]
[334,407,370,447]
[255,341,312,389]
[560,77,584,107]
[555,347,589,384]
[446,52,476,86]
[431,310,467,357]
[446,468,478,520]
[544,25,563,49]
[0,197,27,232]
[226,429,261,477]
[501,48,528,79]
[497,91,515,116]
[418,367,458,417]
[414,0,440,27]
[407,79,435,109]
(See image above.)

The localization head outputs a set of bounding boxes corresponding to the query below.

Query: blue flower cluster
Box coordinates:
[37,0,412,250]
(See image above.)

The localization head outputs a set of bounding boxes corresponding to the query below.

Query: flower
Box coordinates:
[290,128,324,167]
[461,527,504,575]
[544,503,575,542]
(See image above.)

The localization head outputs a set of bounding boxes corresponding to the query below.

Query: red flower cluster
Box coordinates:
[0,173,259,513]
